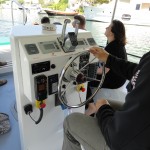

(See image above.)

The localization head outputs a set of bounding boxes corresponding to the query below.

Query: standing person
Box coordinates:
[62,46,150,150]
[72,15,86,30]
[86,20,127,116]
[0,61,7,86]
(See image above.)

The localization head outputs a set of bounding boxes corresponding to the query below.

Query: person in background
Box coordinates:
[72,15,86,30]
[41,16,50,24]
[0,61,7,86]
[33,16,50,25]
[86,20,127,116]
[62,46,150,150]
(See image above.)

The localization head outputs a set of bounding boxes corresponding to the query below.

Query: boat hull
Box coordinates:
[45,9,78,16]
[84,5,150,26]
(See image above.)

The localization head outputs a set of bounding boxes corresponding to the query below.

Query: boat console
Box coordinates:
[10,20,105,150]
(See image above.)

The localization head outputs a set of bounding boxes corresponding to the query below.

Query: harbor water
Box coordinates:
[0,9,150,63]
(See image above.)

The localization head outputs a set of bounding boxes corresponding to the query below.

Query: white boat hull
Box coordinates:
[84,5,150,26]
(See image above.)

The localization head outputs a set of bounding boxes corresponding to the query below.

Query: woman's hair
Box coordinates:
[111,20,126,46]
[74,15,85,26]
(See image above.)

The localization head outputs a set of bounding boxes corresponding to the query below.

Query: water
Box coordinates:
[0,8,150,62]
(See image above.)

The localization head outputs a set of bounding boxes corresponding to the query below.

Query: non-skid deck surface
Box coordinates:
[0,72,21,150]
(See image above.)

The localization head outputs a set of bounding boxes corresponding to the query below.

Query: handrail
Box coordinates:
[127,53,141,59]
[111,0,118,22]
[99,45,141,59]
[11,0,27,25]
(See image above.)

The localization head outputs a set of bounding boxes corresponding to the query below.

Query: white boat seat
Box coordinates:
[92,80,129,103]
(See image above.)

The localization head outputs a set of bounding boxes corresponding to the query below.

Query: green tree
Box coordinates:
[0,0,6,4]
[18,0,24,5]
[87,0,109,5]
[39,0,44,7]
[96,0,109,4]
[48,0,68,11]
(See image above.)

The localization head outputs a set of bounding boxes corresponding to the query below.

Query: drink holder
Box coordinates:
[0,113,11,135]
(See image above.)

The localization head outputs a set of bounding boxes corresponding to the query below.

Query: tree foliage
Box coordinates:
[0,0,6,4]
[95,0,109,4]
[18,0,24,5]
[48,0,68,11]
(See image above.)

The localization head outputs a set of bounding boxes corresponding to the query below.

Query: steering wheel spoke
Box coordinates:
[86,77,101,82]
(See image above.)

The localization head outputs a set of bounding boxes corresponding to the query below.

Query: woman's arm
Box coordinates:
[89,47,137,80]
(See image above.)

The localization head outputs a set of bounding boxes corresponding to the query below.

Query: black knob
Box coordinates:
[51,64,56,69]
[62,84,66,89]
[73,81,76,85]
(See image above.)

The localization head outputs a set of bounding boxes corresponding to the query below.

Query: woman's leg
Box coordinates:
[62,112,110,150]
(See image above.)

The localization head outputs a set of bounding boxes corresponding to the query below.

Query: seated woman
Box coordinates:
[86,20,127,116]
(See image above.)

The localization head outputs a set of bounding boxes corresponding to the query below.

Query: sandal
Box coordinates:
[0,80,7,86]
[0,113,11,135]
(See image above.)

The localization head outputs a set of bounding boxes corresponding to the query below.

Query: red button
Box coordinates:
[40,103,46,108]
[81,88,85,92]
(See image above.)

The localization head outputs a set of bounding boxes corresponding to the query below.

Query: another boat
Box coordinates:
[44,9,78,16]
[84,0,150,26]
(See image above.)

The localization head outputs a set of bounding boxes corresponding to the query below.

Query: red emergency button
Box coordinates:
[40,103,46,108]
[80,87,85,92]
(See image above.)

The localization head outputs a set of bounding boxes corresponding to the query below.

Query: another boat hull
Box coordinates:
[84,5,150,26]
[45,9,78,16]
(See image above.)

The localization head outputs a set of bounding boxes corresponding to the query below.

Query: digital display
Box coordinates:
[38,84,46,91]
[38,41,61,54]
[78,41,85,45]
[44,44,55,50]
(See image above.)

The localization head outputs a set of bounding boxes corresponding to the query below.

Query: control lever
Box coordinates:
[60,19,71,46]
[74,19,80,36]
[68,32,78,46]
[58,18,79,53]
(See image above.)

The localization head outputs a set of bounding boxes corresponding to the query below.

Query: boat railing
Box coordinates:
[127,53,141,59]
[11,0,27,25]
[99,45,141,63]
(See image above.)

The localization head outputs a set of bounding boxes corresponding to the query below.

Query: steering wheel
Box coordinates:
[58,51,106,108]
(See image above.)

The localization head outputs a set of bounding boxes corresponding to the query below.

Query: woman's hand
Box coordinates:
[89,47,109,63]
[95,99,110,111]
[97,67,110,75]
[85,99,110,116]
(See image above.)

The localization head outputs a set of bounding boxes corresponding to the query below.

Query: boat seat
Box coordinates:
[92,80,129,103]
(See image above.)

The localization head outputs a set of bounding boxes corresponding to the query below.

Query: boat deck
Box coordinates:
[0,72,21,150]
[0,45,20,150]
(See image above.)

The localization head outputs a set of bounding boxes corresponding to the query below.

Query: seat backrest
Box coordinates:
[93,80,129,103]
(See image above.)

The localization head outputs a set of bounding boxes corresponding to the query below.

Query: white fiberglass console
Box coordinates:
[10,22,101,150]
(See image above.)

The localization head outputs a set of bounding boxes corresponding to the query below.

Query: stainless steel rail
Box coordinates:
[99,45,141,60]
[11,0,27,25]
[127,53,141,59]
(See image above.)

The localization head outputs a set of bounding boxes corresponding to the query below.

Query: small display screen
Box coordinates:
[38,41,61,54]
[44,44,55,50]
[78,40,85,45]
[38,84,46,91]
